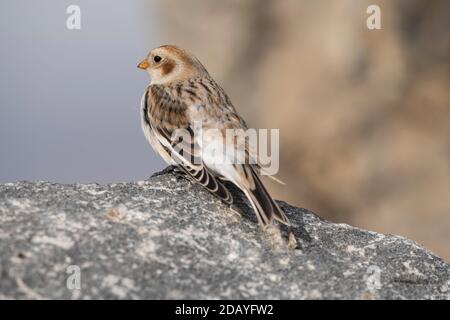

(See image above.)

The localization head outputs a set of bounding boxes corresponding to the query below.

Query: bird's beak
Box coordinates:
[138,59,149,70]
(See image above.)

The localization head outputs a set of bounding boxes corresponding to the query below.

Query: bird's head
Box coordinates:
[138,45,208,85]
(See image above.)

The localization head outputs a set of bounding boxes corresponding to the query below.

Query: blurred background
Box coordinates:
[0,0,449,261]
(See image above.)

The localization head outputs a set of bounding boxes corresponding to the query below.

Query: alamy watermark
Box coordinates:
[66,5,81,30]
[367,5,381,30]
[170,121,280,175]
[65,5,382,33]
[66,265,81,290]
[365,265,382,291]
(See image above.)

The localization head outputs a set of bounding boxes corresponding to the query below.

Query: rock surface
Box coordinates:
[0,170,449,299]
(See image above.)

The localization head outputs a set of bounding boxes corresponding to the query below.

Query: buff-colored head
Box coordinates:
[138,45,208,85]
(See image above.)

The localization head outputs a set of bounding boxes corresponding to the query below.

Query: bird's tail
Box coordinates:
[244,166,290,227]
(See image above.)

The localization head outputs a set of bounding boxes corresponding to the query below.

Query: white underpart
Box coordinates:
[188,105,248,187]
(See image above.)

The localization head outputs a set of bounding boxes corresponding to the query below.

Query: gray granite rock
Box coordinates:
[0,169,449,299]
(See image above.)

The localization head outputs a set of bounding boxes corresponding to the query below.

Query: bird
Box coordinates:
[137,45,289,229]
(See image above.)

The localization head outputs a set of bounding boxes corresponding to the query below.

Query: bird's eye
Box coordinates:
[153,55,162,63]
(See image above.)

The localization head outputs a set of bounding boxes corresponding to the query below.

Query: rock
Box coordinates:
[0,170,448,299]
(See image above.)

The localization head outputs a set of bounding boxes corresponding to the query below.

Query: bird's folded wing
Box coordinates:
[152,125,233,205]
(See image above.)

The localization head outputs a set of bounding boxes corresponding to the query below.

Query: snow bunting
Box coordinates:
[138,45,289,228]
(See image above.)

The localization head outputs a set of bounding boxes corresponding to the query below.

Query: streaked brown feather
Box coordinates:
[145,84,233,205]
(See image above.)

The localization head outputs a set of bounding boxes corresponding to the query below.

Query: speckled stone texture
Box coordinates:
[0,170,449,299]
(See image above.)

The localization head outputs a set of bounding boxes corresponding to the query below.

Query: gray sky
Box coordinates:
[0,0,165,183]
